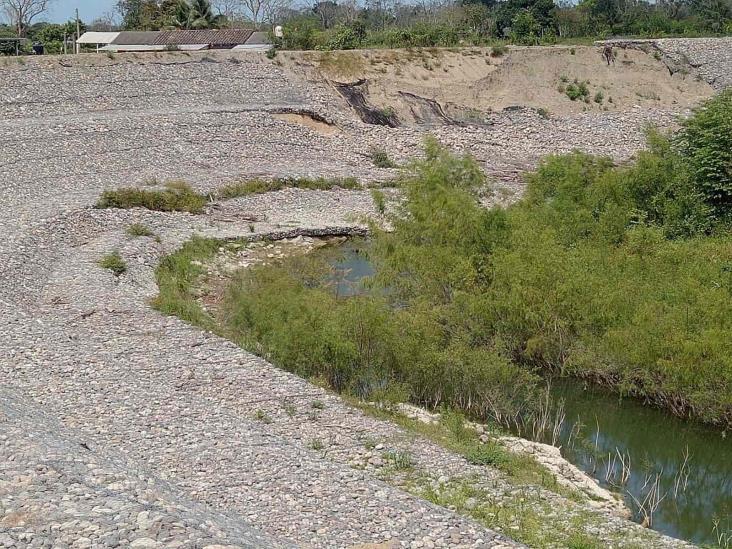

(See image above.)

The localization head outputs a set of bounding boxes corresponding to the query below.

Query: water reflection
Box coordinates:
[553,380,732,544]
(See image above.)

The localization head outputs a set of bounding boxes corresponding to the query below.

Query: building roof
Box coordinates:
[111,31,163,46]
[101,44,210,52]
[77,32,120,44]
[153,29,254,46]
[245,32,270,45]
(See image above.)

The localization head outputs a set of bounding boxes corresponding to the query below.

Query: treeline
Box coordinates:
[275,0,732,50]
[208,90,732,427]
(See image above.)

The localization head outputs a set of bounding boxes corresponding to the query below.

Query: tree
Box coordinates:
[0,0,55,37]
[173,0,221,29]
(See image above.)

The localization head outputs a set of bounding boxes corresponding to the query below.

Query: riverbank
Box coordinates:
[151,224,713,546]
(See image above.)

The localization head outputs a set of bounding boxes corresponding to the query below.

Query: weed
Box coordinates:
[490,44,508,57]
[214,177,360,200]
[370,148,397,169]
[385,449,414,470]
[282,401,297,416]
[266,47,277,60]
[126,223,154,237]
[309,438,325,450]
[254,409,272,423]
[96,184,207,214]
[594,91,604,104]
[311,400,325,410]
[99,252,127,276]
[536,107,550,119]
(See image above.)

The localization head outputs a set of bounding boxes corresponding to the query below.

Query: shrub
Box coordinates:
[675,90,732,218]
[593,90,604,104]
[370,148,397,169]
[491,44,508,57]
[99,252,127,276]
[127,223,154,237]
[215,177,360,200]
[96,184,207,214]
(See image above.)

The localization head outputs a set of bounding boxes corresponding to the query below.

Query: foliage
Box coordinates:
[214,176,360,199]
[370,148,397,169]
[127,223,154,237]
[154,94,732,428]
[675,89,732,220]
[99,252,128,276]
[95,183,208,213]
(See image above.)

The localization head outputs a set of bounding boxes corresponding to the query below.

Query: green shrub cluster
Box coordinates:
[96,183,207,214]
[214,176,360,200]
[157,92,732,427]
[99,252,127,276]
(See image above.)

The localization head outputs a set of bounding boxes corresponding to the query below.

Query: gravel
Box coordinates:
[2,40,727,547]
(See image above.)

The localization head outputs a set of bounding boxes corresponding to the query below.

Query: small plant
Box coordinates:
[106,51,115,60]
[96,184,207,214]
[371,189,387,216]
[309,438,325,451]
[248,223,255,233]
[266,47,277,60]
[126,223,153,237]
[491,44,508,57]
[536,107,550,119]
[464,442,508,466]
[253,409,272,423]
[385,449,414,470]
[370,148,397,169]
[99,252,127,276]
[560,75,569,83]
[311,400,325,410]
[281,401,297,417]
[565,80,590,102]
[594,91,604,104]
[570,47,576,55]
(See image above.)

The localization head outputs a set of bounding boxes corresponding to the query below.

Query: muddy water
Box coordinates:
[326,242,732,545]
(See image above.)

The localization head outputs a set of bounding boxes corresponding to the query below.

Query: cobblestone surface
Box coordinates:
[2,40,727,547]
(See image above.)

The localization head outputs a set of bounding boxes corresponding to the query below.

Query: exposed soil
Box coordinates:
[287,45,714,126]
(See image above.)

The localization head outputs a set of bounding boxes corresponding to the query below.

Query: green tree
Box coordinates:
[676,89,732,219]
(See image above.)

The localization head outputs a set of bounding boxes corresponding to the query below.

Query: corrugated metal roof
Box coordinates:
[77,32,120,44]
[153,29,254,46]
[112,31,163,46]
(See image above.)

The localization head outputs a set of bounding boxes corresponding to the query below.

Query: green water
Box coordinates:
[326,242,732,545]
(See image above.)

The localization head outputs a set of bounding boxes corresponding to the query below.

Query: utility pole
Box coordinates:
[76,8,81,54]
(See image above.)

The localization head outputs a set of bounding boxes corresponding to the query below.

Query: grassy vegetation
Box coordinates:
[151,236,220,329]
[99,252,127,276]
[126,223,154,237]
[153,92,732,428]
[97,177,362,213]
[369,148,398,169]
[96,183,207,214]
[214,176,360,200]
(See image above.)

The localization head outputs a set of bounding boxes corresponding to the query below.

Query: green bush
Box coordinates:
[96,183,207,213]
[99,252,127,276]
[370,148,397,169]
[676,89,732,219]
[215,176,360,200]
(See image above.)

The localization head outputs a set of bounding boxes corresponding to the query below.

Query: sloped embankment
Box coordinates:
[292,42,719,126]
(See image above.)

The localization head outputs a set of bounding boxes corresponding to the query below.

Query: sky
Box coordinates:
[46,0,118,24]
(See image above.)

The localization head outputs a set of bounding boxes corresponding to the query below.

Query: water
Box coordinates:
[323,241,732,545]
[552,380,731,544]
